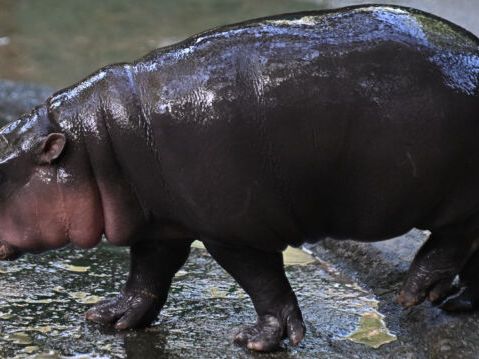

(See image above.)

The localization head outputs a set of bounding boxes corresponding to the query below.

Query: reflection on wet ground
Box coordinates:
[0,243,388,358]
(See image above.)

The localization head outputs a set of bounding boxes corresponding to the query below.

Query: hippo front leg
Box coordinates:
[86,239,192,329]
[203,241,305,352]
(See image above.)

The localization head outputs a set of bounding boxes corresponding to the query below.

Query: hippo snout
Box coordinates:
[0,242,22,261]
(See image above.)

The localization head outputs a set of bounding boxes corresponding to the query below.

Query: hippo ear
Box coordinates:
[37,133,66,164]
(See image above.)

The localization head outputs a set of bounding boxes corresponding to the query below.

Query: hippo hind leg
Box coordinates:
[86,239,192,329]
[203,240,305,352]
[440,249,479,311]
[398,222,479,308]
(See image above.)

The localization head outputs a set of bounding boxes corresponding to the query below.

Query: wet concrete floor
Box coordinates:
[0,242,383,358]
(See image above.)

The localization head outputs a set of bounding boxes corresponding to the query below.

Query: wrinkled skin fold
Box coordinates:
[1,5,479,352]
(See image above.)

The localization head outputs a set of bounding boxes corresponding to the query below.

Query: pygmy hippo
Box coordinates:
[1,5,479,352]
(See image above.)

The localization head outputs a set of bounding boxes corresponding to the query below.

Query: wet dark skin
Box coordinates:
[1,5,479,352]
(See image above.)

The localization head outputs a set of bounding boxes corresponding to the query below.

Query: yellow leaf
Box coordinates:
[68,291,103,304]
[191,241,205,249]
[175,270,188,277]
[24,298,54,304]
[283,246,316,266]
[24,346,40,354]
[209,287,227,298]
[59,264,90,273]
[6,332,32,345]
[31,351,61,359]
[346,311,397,349]
[191,242,315,266]
[0,312,12,320]
[0,266,21,274]
[33,326,52,334]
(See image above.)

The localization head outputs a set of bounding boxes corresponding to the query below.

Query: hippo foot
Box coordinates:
[234,310,305,352]
[396,228,475,308]
[439,250,479,312]
[85,289,163,330]
[440,286,479,311]
[397,275,457,308]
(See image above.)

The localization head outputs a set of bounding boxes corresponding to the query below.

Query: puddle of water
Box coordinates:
[0,242,393,358]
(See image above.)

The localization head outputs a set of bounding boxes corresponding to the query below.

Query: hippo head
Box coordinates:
[0,105,104,260]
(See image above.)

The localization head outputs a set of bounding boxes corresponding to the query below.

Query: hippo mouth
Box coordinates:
[0,242,22,261]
